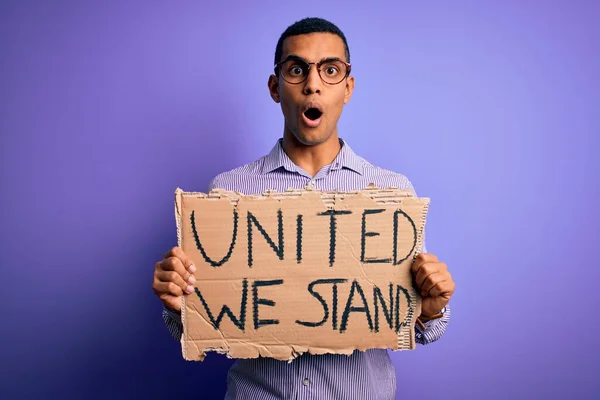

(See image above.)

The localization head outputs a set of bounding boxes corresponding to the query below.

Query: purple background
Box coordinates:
[1,1,598,399]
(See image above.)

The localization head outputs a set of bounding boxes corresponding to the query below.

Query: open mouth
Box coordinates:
[301,103,324,127]
[304,107,323,121]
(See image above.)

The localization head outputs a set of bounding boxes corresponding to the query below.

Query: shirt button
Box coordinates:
[310,180,315,185]
[302,378,310,386]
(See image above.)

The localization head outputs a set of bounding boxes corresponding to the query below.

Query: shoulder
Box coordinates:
[356,156,417,193]
[207,157,266,191]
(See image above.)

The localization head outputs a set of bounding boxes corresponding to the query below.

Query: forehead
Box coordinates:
[281,32,346,62]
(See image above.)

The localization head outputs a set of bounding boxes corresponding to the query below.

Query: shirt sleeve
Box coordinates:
[415,304,451,345]
[162,307,183,341]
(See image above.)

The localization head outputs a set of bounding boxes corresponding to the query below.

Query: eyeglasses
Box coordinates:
[274,56,351,85]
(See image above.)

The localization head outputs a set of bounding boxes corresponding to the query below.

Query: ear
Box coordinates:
[343,75,355,104]
[268,74,280,103]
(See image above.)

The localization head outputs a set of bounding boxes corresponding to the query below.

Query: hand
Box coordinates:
[411,253,455,317]
[152,247,196,313]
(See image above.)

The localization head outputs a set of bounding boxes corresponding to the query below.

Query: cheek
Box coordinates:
[335,87,348,105]
[326,91,347,119]
[281,100,297,123]
[279,91,299,120]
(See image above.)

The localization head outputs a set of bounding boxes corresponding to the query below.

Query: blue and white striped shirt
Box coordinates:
[163,138,451,400]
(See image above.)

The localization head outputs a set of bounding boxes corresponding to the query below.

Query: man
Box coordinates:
[152,17,455,400]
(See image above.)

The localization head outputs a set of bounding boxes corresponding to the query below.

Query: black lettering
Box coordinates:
[194,279,248,331]
[393,209,417,265]
[395,284,412,332]
[296,278,347,328]
[190,209,238,267]
[318,210,353,267]
[332,279,341,330]
[361,209,391,264]
[395,282,400,331]
[296,214,303,264]
[340,280,374,333]
[247,209,284,267]
[373,284,394,332]
[252,279,284,329]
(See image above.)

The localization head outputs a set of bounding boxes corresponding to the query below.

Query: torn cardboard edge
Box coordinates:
[174,183,429,362]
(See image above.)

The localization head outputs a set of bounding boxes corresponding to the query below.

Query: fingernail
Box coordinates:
[189,264,196,273]
[188,275,196,284]
[187,285,194,293]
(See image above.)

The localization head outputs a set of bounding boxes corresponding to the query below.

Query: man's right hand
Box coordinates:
[152,247,196,313]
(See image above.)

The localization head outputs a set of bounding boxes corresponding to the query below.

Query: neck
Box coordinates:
[281,130,342,177]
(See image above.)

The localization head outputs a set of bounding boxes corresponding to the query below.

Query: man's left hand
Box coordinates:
[411,253,455,317]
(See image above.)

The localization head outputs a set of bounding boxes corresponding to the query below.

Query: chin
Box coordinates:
[293,128,332,146]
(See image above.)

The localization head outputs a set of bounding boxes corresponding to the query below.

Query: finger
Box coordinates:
[414,261,439,287]
[414,261,447,287]
[158,257,195,285]
[156,270,195,294]
[163,247,196,273]
[429,279,455,298]
[156,259,195,295]
[153,280,185,297]
[419,271,446,296]
[411,253,438,274]
[414,262,432,287]
[163,246,182,259]
[410,254,425,274]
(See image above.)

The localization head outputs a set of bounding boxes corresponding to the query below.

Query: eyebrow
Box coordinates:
[280,54,344,64]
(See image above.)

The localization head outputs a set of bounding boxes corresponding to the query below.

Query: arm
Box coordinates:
[412,243,452,345]
[411,251,455,345]
[153,246,196,341]
[162,307,183,341]
[405,179,454,345]
[415,304,451,345]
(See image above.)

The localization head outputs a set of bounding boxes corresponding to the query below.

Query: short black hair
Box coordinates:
[274,17,350,65]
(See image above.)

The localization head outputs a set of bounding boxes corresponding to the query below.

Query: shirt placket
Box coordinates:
[308,166,331,188]
[296,356,313,399]
[289,161,336,400]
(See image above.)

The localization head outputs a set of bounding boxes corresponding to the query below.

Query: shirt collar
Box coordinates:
[260,138,364,176]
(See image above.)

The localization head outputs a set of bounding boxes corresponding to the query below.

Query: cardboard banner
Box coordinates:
[175,184,429,361]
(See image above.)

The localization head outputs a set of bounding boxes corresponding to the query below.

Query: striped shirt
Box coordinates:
[163,138,451,400]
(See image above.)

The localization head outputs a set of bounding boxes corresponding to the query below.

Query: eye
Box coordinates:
[323,65,340,76]
[289,65,305,76]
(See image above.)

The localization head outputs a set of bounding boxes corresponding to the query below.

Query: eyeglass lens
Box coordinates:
[280,59,348,84]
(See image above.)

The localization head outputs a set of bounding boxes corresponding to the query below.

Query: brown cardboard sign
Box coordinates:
[175,185,429,361]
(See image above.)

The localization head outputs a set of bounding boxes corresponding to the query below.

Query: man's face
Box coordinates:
[269,32,354,146]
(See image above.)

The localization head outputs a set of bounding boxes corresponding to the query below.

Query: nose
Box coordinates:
[302,64,322,95]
